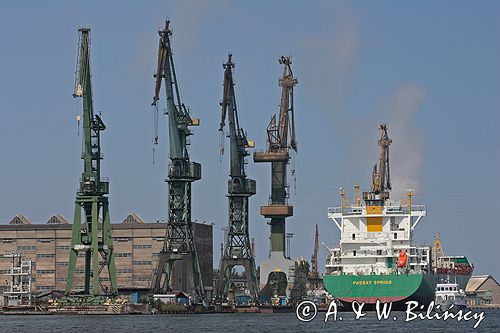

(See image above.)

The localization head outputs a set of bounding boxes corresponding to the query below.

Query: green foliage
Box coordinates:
[297,260,310,275]
[153,299,189,313]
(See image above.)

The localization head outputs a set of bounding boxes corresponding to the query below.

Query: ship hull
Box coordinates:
[323,273,470,310]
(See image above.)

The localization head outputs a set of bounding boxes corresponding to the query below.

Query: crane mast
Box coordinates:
[65,28,117,296]
[254,56,298,295]
[311,225,319,280]
[215,54,259,301]
[370,124,392,198]
[150,20,205,299]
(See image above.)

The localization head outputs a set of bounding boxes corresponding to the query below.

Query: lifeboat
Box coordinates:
[397,250,408,268]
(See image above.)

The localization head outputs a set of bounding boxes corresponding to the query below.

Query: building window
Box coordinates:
[133,244,152,250]
[352,234,355,240]
[353,250,357,257]
[36,269,55,275]
[116,253,132,258]
[377,249,382,256]
[132,260,152,266]
[37,286,56,291]
[56,245,70,250]
[114,238,131,242]
[132,276,151,282]
[55,278,66,282]
[17,245,37,251]
[117,268,133,274]
[56,262,68,266]
[37,239,54,243]
[394,233,397,240]
[36,253,55,258]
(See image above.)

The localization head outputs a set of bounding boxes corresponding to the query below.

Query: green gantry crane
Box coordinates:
[150,20,205,300]
[215,54,259,302]
[65,28,117,296]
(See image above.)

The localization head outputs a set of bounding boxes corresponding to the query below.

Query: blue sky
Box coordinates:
[0,1,499,278]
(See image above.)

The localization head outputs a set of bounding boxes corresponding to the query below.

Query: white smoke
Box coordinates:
[387,84,426,196]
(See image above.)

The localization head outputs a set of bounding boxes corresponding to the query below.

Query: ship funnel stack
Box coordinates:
[364,124,392,202]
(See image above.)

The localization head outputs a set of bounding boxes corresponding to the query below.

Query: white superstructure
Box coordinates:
[435,280,467,311]
[325,189,431,276]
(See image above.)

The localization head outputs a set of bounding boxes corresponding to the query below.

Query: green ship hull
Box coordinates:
[323,273,470,308]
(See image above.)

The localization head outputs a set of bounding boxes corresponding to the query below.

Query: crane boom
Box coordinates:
[219,54,250,178]
[267,56,298,151]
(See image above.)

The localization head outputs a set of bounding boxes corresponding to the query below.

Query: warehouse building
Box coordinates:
[466,275,500,307]
[0,214,213,298]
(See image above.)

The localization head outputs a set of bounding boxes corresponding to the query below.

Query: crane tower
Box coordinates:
[65,28,117,296]
[150,20,205,300]
[254,56,298,294]
[215,54,259,302]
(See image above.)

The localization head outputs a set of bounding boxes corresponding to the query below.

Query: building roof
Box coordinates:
[9,215,32,225]
[466,275,500,292]
[47,214,69,224]
[122,213,145,224]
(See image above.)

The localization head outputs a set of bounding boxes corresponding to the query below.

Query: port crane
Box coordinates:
[65,28,117,296]
[215,54,259,302]
[150,20,205,299]
[254,56,298,294]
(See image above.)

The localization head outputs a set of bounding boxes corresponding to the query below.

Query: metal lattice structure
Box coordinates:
[65,28,117,296]
[215,54,259,302]
[150,20,204,300]
[3,253,32,306]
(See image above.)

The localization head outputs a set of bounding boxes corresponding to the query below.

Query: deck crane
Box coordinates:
[215,54,259,302]
[254,56,298,295]
[150,20,205,300]
[65,28,117,296]
[370,124,392,198]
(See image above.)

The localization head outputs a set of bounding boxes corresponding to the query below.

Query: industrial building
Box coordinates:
[0,214,213,298]
[466,275,500,307]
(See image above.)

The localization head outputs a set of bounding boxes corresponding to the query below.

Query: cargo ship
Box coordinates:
[323,124,473,309]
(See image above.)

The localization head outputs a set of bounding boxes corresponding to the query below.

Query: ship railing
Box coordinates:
[328,207,362,215]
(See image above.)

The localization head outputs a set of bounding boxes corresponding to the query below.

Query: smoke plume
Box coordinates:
[387,84,426,196]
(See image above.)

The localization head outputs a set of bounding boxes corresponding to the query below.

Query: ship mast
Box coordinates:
[365,124,392,201]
